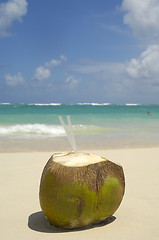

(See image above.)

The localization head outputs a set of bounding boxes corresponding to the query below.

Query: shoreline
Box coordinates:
[0,134,159,152]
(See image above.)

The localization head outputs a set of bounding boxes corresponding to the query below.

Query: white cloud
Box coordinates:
[121,0,159,93]
[45,55,67,68]
[32,56,67,82]
[121,0,159,42]
[45,59,61,68]
[65,75,78,88]
[33,66,51,81]
[0,0,28,37]
[5,72,25,86]
[126,44,159,80]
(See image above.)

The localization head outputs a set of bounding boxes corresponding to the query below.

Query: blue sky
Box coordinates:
[0,0,159,104]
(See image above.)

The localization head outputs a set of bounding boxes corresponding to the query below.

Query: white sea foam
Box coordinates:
[28,103,61,106]
[0,123,111,137]
[91,103,111,106]
[125,103,140,106]
[77,103,92,105]
[77,103,111,106]
[0,124,65,136]
[0,103,11,105]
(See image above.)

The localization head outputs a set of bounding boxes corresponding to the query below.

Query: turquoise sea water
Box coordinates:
[0,103,159,149]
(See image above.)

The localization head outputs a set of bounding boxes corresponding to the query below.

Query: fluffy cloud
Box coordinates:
[0,0,28,37]
[121,0,159,42]
[5,72,25,86]
[126,45,159,80]
[33,66,51,81]
[121,0,159,93]
[33,56,66,81]
[45,59,61,68]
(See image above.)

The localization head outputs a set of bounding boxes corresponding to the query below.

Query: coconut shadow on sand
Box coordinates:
[28,211,116,233]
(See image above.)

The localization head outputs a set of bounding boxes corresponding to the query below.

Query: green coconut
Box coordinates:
[39,152,125,229]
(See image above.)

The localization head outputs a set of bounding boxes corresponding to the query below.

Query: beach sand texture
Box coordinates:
[0,148,159,240]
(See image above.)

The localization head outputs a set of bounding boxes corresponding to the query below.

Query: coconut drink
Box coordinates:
[39,116,125,229]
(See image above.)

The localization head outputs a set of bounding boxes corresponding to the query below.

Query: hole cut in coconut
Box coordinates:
[53,152,107,167]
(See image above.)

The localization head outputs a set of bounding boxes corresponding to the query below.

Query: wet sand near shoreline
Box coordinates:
[0,134,159,152]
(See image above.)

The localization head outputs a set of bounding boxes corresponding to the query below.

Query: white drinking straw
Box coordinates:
[59,115,77,153]
[67,116,77,153]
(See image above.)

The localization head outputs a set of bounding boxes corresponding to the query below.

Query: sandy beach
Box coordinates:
[1,147,159,240]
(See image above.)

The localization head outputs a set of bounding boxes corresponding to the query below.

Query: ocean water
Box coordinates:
[0,103,159,150]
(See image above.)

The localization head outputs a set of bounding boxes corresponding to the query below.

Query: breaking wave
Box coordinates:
[125,103,140,106]
[0,124,112,138]
[28,103,61,106]
[0,124,65,136]
[0,103,11,105]
[77,103,111,106]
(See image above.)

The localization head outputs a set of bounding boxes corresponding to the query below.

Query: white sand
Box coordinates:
[0,148,159,240]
